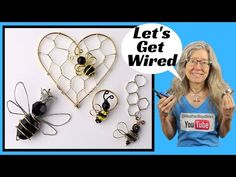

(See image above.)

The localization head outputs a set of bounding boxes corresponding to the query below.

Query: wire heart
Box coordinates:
[37,32,117,108]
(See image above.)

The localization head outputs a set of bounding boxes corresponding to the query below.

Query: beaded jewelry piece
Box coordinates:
[7,82,71,140]
[113,74,149,145]
[90,89,118,123]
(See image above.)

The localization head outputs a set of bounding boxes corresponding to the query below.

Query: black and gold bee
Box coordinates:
[6,82,71,140]
[113,115,145,145]
[74,52,96,77]
[90,90,118,123]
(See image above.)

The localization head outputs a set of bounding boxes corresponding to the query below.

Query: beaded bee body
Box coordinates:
[7,82,71,140]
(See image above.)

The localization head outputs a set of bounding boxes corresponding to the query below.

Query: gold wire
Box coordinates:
[37,32,117,108]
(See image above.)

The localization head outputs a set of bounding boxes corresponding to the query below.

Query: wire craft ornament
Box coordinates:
[38,32,117,108]
[90,89,118,123]
[125,75,149,116]
[7,82,71,141]
[113,74,149,146]
[113,112,145,145]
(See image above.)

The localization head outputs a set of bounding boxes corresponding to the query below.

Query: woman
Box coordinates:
[158,41,235,147]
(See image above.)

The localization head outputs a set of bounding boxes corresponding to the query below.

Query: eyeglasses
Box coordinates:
[186,58,212,68]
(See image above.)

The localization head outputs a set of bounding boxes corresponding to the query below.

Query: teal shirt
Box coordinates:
[171,96,219,147]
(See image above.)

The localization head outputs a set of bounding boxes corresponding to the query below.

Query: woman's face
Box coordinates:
[185,49,211,84]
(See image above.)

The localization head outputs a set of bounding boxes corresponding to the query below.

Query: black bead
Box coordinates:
[102,100,110,111]
[77,56,86,65]
[32,101,47,116]
[95,118,102,123]
[17,129,28,140]
[132,124,140,133]
[126,140,130,145]
[84,65,95,76]
[22,115,38,134]
[17,115,37,140]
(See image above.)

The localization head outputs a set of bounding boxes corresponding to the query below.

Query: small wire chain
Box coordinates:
[126,74,149,117]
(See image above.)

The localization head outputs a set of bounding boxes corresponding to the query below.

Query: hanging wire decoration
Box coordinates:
[113,112,145,145]
[38,32,117,108]
[113,74,150,145]
[125,74,149,117]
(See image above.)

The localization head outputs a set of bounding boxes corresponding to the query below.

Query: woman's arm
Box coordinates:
[160,114,177,140]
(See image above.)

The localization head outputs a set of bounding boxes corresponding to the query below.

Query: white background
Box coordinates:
[4,28,152,149]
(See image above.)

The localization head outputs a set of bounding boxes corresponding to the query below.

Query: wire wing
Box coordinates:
[89,104,102,116]
[7,82,30,116]
[38,113,71,135]
[85,52,97,65]
[113,122,129,138]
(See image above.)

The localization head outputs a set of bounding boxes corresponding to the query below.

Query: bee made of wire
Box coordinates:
[90,89,118,123]
[113,74,149,146]
[113,112,145,145]
[75,52,96,77]
[6,82,71,141]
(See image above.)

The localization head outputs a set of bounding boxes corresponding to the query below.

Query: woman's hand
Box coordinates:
[219,93,235,137]
[158,95,176,120]
[222,93,235,120]
[157,95,177,140]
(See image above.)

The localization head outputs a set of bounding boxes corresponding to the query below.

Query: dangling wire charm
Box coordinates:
[113,122,138,145]
[90,89,118,123]
[113,74,149,146]
[113,111,145,146]
[6,81,71,141]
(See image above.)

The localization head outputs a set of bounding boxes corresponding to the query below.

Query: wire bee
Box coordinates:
[113,112,145,145]
[74,52,96,77]
[6,82,71,140]
[90,90,118,123]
